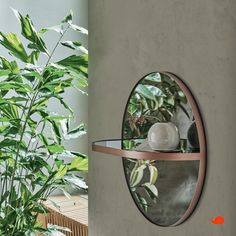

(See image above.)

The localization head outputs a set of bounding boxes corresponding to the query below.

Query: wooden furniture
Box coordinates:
[39,195,88,236]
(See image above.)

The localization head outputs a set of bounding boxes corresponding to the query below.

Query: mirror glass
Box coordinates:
[122,72,200,226]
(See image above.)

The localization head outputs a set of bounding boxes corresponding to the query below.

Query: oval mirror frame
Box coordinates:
[121,72,207,227]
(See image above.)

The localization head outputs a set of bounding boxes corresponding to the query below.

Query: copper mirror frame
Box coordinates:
[92,72,207,227]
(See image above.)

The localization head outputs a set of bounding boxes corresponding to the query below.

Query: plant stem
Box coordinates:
[8,93,38,203]
[45,26,69,67]
[10,25,69,202]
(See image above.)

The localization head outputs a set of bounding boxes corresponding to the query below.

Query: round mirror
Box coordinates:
[122,72,206,226]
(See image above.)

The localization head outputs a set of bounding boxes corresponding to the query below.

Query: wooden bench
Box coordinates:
[39,195,88,236]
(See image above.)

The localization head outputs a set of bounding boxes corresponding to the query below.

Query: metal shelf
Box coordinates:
[92,139,202,161]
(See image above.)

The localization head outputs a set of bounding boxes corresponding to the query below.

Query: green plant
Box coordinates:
[0,10,88,235]
[123,73,189,212]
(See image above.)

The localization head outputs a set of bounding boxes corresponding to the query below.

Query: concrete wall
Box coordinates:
[89,0,236,235]
[0,0,88,156]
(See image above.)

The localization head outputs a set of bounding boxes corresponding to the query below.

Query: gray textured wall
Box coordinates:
[89,0,236,235]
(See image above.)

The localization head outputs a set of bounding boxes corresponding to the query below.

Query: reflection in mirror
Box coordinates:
[122,72,200,226]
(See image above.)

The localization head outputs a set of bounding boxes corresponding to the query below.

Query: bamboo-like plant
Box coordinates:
[0,10,88,235]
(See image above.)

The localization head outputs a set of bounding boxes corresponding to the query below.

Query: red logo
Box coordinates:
[211,216,224,225]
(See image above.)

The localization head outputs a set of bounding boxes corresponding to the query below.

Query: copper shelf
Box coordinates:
[92,139,202,161]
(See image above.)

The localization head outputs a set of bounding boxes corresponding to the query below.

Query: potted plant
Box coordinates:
[0,9,88,235]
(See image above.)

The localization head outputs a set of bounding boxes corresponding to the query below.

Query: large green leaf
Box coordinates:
[64,123,86,140]
[20,183,32,204]
[142,183,158,200]
[54,95,74,114]
[74,76,88,88]
[54,165,68,180]
[0,56,20,74]
[136,84,155,100]
[38,133,49,146]
[61,41,88,54]
[0,103,19,120]
[62,11,73,24]
[148,165,158,185]
[57,54,88,77]
[0,69,10,77]
[0,81,33,94]
[0,32,29,62]
[64,175,88,189]
[40,25,63,35]
[0,125,19,136]
[49,120,62,144]
[166,96,175,106]
[13,9,48,55]
[144,72,162,83]
[42,64,67,82]
[69,24,88,35]
[47,144,64,154]
[0,138,19,149]
[22,70,44,83]
[130,164,146,188]
[69,156,88,172]
[61,41,81,50]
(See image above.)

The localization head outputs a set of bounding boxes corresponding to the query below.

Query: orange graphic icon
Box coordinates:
[211,216,224,225]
